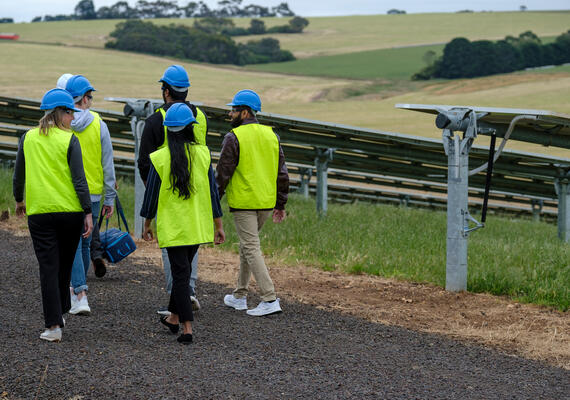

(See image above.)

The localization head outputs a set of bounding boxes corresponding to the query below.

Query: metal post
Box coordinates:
[530,199,543,222]
[315,148,333,216]
[131,117,146,239]
[298,167,312,198]
[445,132,469,291]
[555,178,570,242]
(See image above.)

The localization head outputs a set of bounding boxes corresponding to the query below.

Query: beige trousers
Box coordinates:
[232,210,276,302]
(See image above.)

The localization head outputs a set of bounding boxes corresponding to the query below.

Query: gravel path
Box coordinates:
[1,228,568,399]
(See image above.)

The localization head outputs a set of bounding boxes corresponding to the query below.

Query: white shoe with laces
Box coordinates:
[69,296,91,315]
[246,298,282,316]
[40,328,62,342]
[224,294,247,310]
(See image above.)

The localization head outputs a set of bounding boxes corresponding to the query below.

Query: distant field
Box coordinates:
[247,44,445,80]
[5,12,570,58]
[1,20,569,158]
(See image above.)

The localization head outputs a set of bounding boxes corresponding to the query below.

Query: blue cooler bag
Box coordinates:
[98,196,136,264]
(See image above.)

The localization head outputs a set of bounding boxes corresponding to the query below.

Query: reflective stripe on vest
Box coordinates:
[150,144,213,248]
[72,111,103,195]
[23,127,83,215]
[226,124,279,209]
[157,106,207,149]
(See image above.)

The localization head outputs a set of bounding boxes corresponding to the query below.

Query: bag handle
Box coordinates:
[97,195,131,234]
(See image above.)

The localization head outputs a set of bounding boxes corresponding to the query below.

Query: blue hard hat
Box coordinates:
[226,89,261,112]
[164,103,197,130]
[40,88,81,112]
[65,75,96,98]
[159,65,190,89]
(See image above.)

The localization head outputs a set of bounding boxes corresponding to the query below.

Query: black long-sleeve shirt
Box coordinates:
[137,101,208,183]
[13,131,92,214]
[140,163,222,220]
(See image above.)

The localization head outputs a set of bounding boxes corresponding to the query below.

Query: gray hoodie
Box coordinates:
[71,109,117,206]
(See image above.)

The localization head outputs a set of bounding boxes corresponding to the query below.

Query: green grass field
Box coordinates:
[2,169,566,310]
[6,12,570,59]
[246,44,445,80]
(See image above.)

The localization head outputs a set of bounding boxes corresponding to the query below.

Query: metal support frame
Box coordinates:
[530,199,543,222]
[315,148,334,216]
[298,167,312,198]
[554,174,570,242]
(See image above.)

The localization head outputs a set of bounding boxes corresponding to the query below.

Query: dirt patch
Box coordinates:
[3,217,568,369]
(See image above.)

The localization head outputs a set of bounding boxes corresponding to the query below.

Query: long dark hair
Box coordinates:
[167,124,196,199]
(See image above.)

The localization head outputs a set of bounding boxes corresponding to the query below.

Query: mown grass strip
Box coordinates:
[1,169,567,310]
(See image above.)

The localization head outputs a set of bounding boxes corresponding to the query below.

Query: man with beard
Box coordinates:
[138,65,208,314]
[216,89,289,316]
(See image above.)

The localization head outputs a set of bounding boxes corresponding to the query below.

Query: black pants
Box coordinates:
[166,245,199,323]
[28,212,84,328]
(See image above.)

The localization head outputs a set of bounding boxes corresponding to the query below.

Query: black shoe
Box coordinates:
[177,333,193,344]
[160,315,179,334]
[93,258,107,278]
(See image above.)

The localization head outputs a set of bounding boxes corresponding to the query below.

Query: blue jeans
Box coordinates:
[162,248,197,296]
[70,201,99,294]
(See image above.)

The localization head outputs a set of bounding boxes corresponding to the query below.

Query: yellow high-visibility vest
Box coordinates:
[23,127,83,215]
[150,144,213,248]
[157,106,207,149]
[72,111,103,195]
[226,124,279,209]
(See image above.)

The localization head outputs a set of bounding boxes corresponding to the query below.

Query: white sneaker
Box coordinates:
[246,299,282,316]
[190,295,201,311]
[69,296,91,315]
[70,288,77,308]
[40,328,62,342]
[224,294,247,310]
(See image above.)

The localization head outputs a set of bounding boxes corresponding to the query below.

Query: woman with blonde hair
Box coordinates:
[13,88,93,342]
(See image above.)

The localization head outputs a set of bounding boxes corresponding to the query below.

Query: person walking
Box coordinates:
[140,103,225,344]
[216,89,289,317]
[57,73,108,279]
[65,75,117,315]
[13,88,93,342]
[138,64,208,314]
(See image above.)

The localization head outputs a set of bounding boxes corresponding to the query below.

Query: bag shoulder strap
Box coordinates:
[97,195,130,233]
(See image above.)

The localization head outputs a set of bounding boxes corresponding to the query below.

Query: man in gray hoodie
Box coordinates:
[65,75,117,314]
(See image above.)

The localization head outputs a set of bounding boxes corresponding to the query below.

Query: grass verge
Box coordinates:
[1,169,567,310]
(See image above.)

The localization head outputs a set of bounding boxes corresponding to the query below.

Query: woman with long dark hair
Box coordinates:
[140,103,225,344]
[13,88,93,342]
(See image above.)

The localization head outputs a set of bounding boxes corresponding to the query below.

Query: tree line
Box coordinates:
[413,30,570,80]
[105,19,295,65]
[31,0,295,22]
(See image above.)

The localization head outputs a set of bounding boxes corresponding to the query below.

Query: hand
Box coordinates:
[15,201,26,217]
[83,213,93,238]
[102,205,114,219]
[272,209,286,223]
[214,228,225,245]
[143,219,154,241]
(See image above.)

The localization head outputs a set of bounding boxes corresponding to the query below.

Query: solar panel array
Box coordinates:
[1,95,568,220]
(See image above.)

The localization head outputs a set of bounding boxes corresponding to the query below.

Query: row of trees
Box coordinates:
[33,0,295,22]
[413,30,570,80]
[194,16,309,36]
[105,19,295,65]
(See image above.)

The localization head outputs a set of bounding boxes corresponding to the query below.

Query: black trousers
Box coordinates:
[166,244,199,323]
[28,212,84,328]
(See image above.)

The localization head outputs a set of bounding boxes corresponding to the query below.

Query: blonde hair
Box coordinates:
[39,108,67,135]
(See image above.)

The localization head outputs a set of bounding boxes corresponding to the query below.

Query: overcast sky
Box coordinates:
[2,0,569,22]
